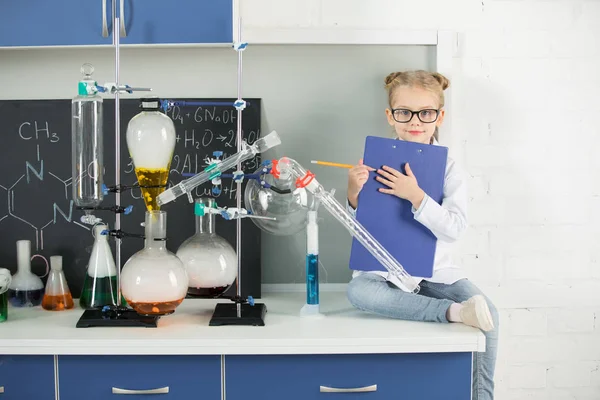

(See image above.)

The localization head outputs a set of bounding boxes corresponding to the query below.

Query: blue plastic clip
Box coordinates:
[233,99,246,111]
[233,42,248,51]
[212,186,222,196]
[247,296,255,306]
[124,205,133,215]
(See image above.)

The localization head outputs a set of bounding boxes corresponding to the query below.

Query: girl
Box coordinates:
[346,70,499,400]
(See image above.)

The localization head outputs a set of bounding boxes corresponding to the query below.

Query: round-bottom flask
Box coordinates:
[121,211,188,315]
[176,198,237,298]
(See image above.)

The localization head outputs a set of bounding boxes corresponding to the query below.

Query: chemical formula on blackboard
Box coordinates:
[0,98,263,298]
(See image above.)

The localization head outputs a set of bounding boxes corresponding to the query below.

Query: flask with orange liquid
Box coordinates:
[42,256,74,311]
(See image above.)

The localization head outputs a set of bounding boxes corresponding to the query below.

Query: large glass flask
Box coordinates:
[8,240,45,307]
[244,162,310,236]
[80,224,119,309]
[72,63,104,210]
[121,211,188,315]
[42,256,74,311]
[126,97,176,211]
[176,198,237,298]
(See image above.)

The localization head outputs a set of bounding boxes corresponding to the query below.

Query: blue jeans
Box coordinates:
[347,274,499,400]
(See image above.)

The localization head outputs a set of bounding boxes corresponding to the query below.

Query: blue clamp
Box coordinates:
[233,42,248,51]
[100,229,109,236]
[233,99,246,111]
[247,296,255,306]
[212,186,222,196]
[232,171,244,183]
[219,210,231,220]
[124,205,133,215]
[102,184,109,195]
[213,150,223,158]
[160,99,172,113]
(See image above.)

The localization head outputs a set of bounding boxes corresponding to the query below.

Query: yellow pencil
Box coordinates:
[311,160,354,169]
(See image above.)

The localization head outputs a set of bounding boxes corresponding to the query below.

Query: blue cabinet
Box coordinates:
[120,0,233,45]
[0,355,55,399]
[0,0,113,47]
[225,353,472,400]
[0,0,232,48]
[58,355,221,400]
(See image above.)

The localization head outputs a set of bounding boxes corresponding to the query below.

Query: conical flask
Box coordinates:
[8,240,45,307]
[126,97,176,211]
[42,256,74,311]
[79,224,119,309]
[121,211,188,315]
[176,198,237,298]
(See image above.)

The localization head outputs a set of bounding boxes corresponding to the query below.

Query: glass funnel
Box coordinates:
[126,97,176,211]
[176,198,237,298]
[121,211,188,315]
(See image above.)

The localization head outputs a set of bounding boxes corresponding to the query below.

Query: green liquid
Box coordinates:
[0,293,7,322]
[79,275,119,309]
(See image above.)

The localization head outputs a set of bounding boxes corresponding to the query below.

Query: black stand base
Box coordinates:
[76,306,161,328]
[209,303,267,326]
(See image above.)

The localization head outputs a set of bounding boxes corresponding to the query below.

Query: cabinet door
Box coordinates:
[0,355,55,399]
[225,353,472,400]
[0,0,113,47]
[119,0,233,45]
[58,355,221,400]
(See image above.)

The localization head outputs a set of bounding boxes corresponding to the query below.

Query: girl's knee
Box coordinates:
[347,275,381,311]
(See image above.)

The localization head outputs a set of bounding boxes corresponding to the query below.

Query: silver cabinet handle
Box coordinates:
[0,386,4,394]
[102,0,109,37]
[112,387,169,395]
[320,384,377,393]
[119,0,127,37]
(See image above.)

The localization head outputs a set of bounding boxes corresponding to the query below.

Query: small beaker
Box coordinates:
[0,268,12,322]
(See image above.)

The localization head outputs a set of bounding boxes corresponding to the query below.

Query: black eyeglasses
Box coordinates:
[391,108,440,123]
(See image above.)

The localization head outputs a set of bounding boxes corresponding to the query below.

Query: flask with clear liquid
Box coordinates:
[42,256,74,311]
[72,63,104,211]
[176,198,237,298]
[126,97,176,211]
[8,240,45,307]
[121,211,188,315]
[79,224,119,309]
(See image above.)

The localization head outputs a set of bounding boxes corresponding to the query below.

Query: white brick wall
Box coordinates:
[239,0,600,398]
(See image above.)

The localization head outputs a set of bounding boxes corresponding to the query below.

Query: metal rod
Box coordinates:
[235,15,243,318]
[114,8,122,305]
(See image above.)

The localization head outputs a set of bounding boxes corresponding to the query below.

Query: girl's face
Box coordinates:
[385,85,445,144]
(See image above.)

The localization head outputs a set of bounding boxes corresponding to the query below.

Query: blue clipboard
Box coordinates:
[349,136,448,278]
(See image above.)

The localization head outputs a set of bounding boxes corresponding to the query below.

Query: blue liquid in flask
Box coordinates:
[306,254,319,305]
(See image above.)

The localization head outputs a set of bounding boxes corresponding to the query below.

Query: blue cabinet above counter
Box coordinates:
[0,0,233,48]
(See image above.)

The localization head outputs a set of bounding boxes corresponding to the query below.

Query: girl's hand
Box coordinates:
[376,163,425,208]
[348,158,375,208]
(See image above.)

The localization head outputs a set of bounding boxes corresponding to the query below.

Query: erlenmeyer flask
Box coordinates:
[126,97,176,211]
[121,211,188,315]
[176,198,237,298]
[80,224,118,309]
[42,256,74,311]
[8,240,45,307]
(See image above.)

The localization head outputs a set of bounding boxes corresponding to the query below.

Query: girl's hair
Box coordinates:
[384,70,450,141]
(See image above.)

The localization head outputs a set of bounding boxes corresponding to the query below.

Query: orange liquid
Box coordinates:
[126,298,184,315]
[42,293,75,311]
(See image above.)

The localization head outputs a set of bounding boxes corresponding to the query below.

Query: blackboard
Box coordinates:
[0,98,262,299]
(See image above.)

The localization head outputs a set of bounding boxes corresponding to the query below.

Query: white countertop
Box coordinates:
[0,290,485,355]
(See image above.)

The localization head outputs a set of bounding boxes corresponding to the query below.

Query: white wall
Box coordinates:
[1,0,598,398]
[246,1,599,399]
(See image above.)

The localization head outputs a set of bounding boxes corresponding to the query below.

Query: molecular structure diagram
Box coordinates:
[0,121,89,252]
